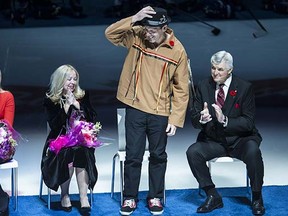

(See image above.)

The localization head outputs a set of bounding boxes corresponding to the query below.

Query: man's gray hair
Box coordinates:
[211,50,233,70]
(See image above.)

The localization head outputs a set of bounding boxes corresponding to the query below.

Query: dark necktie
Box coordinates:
[216,84,225,108]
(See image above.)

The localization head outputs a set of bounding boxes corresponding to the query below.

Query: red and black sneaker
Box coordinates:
[148,198,164,215]
[120,199,137,215]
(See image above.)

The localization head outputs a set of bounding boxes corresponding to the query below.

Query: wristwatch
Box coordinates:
[222,115,228,127]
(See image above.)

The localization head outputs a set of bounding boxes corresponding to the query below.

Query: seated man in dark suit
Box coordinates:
[186,50,265,215]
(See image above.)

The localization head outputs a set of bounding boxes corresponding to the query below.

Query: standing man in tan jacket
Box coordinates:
[105,6,189,215]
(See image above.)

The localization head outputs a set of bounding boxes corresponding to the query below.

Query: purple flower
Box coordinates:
[0,121,17,161]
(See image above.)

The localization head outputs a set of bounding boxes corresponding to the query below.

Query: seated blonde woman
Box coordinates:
[41,65,98,213]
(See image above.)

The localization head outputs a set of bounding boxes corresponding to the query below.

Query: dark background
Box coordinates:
[0,0,287,128]
[1,0,288,27]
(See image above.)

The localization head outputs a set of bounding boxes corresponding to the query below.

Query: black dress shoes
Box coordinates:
[80,206,91,214]
[60,195,72,212]
[61,205,72,212]
[252,199,265,215]
[197,195,223,213]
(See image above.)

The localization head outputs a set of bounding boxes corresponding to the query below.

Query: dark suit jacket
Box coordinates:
[190,75,262,148]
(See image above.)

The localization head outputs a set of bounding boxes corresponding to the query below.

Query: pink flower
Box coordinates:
[235,103,240,109]
[82,130,94,146]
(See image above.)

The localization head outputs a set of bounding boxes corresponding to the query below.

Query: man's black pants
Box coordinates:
[123,107,168,200]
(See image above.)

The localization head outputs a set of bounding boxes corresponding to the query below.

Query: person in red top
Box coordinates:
[0,69,15,126]
[0,69,15,215]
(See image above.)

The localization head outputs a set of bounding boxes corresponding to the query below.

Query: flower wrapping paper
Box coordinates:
[49,110,103,154]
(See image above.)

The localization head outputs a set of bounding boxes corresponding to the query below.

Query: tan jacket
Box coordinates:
[105,17,189,127]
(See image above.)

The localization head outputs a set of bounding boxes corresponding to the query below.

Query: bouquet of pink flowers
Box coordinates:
[49,110,103,154]
[0,120,18,163]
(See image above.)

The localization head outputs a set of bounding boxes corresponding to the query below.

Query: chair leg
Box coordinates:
[39,175,51,209]
[89,187,93,207]
[11,167,18,211]
[40,175,51,209]
[246,171,250,195]
[120,160,124,205]
[39,175,43,199]
[11,168,14,209]
[15,167,18,211]
[111,154,118,198]
[48,187,51,209]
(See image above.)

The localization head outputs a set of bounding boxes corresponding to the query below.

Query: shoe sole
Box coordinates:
[197,203,224,213]
[216,203,224,209]
[119,210,135,215]
[252,209,265,215]
[150,210,164,215]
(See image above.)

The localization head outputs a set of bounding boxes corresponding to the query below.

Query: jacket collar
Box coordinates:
[163,28,175,49]
[142,27,175,49]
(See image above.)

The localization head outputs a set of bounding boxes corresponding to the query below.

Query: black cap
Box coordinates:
[141,7,171,27]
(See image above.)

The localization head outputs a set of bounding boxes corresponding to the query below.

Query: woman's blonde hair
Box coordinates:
[46,64,85,104]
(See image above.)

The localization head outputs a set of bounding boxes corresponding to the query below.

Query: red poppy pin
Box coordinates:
[235,103,240,109]
[229,90,237,97]
[169,40,174,46]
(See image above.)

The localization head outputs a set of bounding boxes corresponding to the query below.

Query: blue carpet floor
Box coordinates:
[8,185,288,215]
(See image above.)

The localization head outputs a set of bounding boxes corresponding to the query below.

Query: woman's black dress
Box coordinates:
[41,91,98,191]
